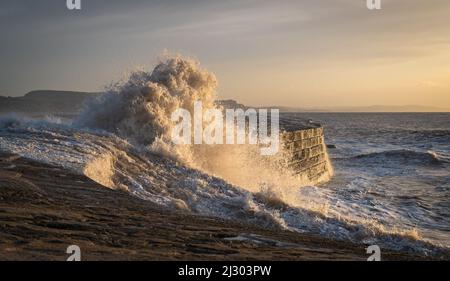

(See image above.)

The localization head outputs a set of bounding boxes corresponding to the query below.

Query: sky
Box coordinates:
[0,0,449,108]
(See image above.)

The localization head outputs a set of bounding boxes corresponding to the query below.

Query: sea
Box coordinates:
[283,112,450,254]
[0,58,449,258]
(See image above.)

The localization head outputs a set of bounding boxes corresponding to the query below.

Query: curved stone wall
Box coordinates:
[281,127,333,184]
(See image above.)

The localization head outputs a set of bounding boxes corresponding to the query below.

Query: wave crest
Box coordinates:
[353,149,446,165]
[75,56,217,151]
[73,55,319,192]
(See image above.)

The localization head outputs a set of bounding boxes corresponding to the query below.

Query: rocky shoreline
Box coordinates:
[0,152,432,261]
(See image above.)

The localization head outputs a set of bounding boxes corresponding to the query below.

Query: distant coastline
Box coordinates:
[1,90,449,114]
[260,105,450,113]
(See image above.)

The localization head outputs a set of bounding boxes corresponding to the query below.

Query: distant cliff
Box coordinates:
[0,91,249,116]
[215,99,248,110]
[0,90,100,115]
[3,91,445,115]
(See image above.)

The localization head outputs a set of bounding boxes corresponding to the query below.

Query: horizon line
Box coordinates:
[1,90,449,112]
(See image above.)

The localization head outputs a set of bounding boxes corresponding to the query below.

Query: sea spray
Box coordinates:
[9,54,434,255]
[74,56,312,194]
[1,74,448,256]
[171,100,280,156]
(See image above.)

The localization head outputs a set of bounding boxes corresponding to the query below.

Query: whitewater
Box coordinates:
[0,56,448,258]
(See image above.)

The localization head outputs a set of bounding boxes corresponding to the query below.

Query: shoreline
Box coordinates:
[0,152,438,261]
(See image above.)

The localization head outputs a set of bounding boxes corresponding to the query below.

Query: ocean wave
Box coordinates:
[352,149,447,165]
[72,55,319,191]
[1,56,448,258]
[2,113,449,257]
[407,129,450,138]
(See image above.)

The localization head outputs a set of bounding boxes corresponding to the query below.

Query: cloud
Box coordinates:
[0,0,449,108]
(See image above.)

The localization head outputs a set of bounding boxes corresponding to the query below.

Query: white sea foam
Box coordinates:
[0,56,448,257]
[74,55,321,192]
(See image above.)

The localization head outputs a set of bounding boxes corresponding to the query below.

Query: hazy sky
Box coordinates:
[1,0,449,107]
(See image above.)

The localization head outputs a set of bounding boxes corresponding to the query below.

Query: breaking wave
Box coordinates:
[353,150,447,165]
[74,55,320,192]
[1,55,448,258]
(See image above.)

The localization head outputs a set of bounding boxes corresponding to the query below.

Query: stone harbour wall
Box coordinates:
[280,126,333,184]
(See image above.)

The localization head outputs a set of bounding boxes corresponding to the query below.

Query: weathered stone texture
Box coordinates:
[281,127,331,183]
